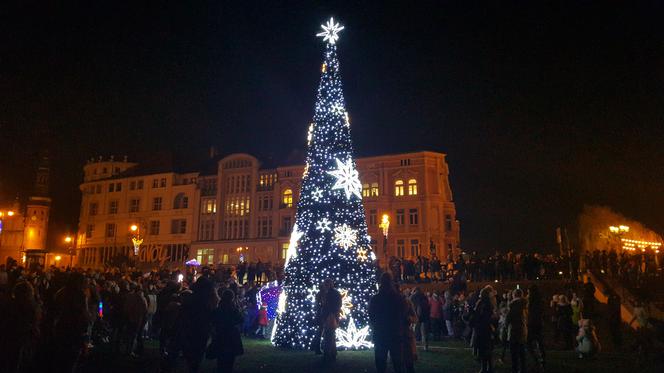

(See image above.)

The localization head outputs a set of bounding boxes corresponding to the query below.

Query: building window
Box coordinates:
[369,209,377,226]
[362,183,370,197]
[129,198,140,213]
[160,178,167,187]
[396,209,405,225]
[152,179,159,188]
[108,183,115,193]
[89,202,98,216]
[410,239,420,257]
[400,159,411,166]
[204,199,217,214]
[173,193,189,209]
[109,200,119,214]
[152,197,162,211]
[137,180,144,189]
[282,188,293,208]
[409,208,419,225]
[105,223,116,238]
[283,217,292,234]
[282,243,289,260]
[200,220,214,241]
[445,214,452,231]
[408,179,417,195]
[116,182,122,192]
[171,219,187,234]
[130,181,136,190]
[397,239,406,258]
[196,248,215,265]
[395,180,404,196]
[371,182,379,196]
[85,224,94,238]
[149,220,160,235]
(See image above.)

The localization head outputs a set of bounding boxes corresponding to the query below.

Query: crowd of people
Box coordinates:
[583,248,662,291]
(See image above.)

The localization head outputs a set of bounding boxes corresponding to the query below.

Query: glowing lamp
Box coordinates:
[55,255,62,261]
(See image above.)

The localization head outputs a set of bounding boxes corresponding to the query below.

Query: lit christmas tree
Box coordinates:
[272,18,377,350]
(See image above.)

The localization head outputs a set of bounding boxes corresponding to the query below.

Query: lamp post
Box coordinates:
[379,214,390,265]
[130,224,143,258]
[64,235,74,268]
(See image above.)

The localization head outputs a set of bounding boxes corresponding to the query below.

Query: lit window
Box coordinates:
[395,180,404,196]
[371,182,379,196]
[282,243,289,259]
[408,179,417,195]
[362,183,370,197]
[205,200,217,214]
[283,188,293,208]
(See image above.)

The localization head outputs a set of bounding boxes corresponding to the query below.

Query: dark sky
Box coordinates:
[2,1,664,252]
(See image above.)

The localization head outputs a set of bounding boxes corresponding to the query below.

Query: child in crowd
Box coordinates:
[576,319,600,358]
[256,302,268,339]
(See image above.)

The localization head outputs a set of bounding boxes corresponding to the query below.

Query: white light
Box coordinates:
[316,17,344,45]
[315,218,332,233]
[369,251,376,261]
[307,123,314,145]
[331,103,345,115]
[334,223,358,250]
[311,188,324,201]
[277,291,287,314]
[338,289,354,319]
[306,285,319,304]
[327,158,362,200]
[336,317,372,349]
[285,225,304,267]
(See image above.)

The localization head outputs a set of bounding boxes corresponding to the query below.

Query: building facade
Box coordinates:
[76,151,460,268]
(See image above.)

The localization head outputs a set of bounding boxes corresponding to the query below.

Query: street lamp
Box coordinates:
[379,214,390,262]
[64,235,75,267]
[130,224,143,257]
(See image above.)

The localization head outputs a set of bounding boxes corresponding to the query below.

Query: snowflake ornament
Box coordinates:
[334,224,358,250]
[311,188,324,201]
[316,17,344,45]
[315,218,332,233]
[327,158,362,200]
[306,285,319,304]
[331,103,345,115]
[357,247,368,262]
[336,317,373,349]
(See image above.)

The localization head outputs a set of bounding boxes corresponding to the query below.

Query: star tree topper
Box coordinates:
[327,158,362,200]
[316,17,344,44]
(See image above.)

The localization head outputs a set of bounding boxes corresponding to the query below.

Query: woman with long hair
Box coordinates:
[470,285,498,373]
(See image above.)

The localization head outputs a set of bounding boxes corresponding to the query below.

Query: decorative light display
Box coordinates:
[334,223,358,250]
[131,237,143,256]
[621,238,662,252]
[257,281,283,320]
[335,317,373,349]
[338,288,354,319]
[272,18,377,350]
[327,157,363,200]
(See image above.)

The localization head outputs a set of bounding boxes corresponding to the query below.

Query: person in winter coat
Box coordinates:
[210,289,244,373]
[470,285,497,373]
[369,273,406,373]
[51,272,90,373]
[180,277,219,373]
[124,283,148,356]
[320,278,342,363]
[556,295,574,350]
[506,288,528,373]
[576,319,600,358]
[410,287,430,350]
[429,292,443,341]
[256,302,268,338]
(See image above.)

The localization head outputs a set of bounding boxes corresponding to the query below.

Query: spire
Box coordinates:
[34,151,50,197]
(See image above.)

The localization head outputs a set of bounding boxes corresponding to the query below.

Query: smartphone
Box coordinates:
[178,273,184,283]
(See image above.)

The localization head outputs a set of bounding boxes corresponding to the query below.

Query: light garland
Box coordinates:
[273,17,377,350]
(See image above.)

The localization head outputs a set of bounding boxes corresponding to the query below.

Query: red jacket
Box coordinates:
[258,309,268,326]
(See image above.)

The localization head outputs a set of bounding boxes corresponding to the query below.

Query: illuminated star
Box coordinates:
[336,317,373,349]
[285,225,303,267]
[316,17,344,45]
[311,188,324,201]
[334,223,357,250]
[315,218,332,233]
[327,158,362,200]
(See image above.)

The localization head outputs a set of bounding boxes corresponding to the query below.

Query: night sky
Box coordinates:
[2,2,664,252]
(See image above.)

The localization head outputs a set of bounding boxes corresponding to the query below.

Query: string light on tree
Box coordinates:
[273,17,377,350]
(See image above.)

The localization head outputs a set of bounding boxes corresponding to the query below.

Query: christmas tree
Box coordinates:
[272,18,377,350]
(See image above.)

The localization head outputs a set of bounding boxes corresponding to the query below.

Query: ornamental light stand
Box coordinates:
[130,224,143,258]
[64,235,74,267]
[379,214,390,264]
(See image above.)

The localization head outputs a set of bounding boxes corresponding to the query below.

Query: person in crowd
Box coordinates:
[443,290,455,337]
[144,283,158,339]
[497,292,510,365]
[210,289,244,373]
[311,279,329,354]
[607,290,622,347]
[124,282,147,357]
[410,287,430,351]
[470,285,497,373]
[506,288,528,373]
[401,287,418,373]
[51,272,90,373]
[179,277,219,372]
[576,319,600,358]
[369,273,406,373]
[556,295,575,350]
[570,292,583,326]
[582,280,596,319]
[2,281,42,373]
[527,284,545,370]
[429,291,443,341]
[256,302,268,338]
[320,278,342,363]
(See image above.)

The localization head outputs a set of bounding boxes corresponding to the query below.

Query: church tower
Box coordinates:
[23,153,51,251]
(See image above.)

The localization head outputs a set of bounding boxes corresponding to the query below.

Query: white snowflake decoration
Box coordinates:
[285,225,303,267]
[357,247,368,262]
[338,289,354,319]
[334,224,357,250]
[331,103,345,115]
[311,188,324,201]
[316,17,344,45]
[306,285,319,304]
[327,158,362,200]
[336,317,373,349]
[315,218,332,233]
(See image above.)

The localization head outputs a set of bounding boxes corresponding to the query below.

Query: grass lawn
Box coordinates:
[79,337,657,373]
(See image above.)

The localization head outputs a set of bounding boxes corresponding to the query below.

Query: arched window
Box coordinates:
[408,179,418,195]
[362,183,370,197]
[283,189,293,208]
[174,193,189,209]
[371,182,379,196]
[394,180,404,196]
